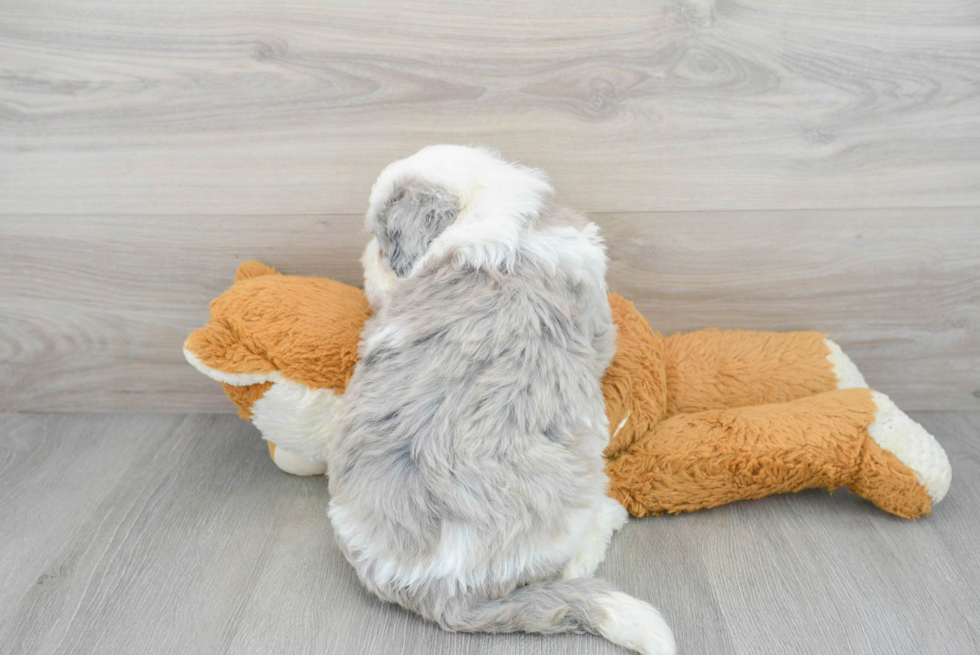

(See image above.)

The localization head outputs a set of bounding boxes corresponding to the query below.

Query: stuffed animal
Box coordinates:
[184,261,951,519]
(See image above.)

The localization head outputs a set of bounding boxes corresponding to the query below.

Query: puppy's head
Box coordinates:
[365,145,554,279]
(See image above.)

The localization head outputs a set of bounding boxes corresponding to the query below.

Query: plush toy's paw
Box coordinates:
[866,391,952,504]
[267,441,327,476]
[824,339,868,389]
[851,391,952,518]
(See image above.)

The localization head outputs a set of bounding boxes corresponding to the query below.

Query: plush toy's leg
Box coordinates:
[606,388,951,519]
[221,380,336,476]
[267,441,328,476]
[663,329,866,416]
[861,390,951,508]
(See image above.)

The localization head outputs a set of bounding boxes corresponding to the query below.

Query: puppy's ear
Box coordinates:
[375,184,458,277]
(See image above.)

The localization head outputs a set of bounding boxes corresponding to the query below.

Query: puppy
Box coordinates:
[329,146,675,655]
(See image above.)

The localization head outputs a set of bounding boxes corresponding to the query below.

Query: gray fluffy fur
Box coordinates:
[373,182,458,277]
[330,174,628,640]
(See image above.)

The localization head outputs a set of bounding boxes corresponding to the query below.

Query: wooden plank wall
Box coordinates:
[1,0,978,412]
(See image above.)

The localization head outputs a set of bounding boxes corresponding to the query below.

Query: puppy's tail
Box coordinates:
[440,577,675,655]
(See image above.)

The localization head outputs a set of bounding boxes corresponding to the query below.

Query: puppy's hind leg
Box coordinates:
[561,495,629,579]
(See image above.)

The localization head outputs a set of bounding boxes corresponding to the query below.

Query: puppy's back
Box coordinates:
[332,222,610,568]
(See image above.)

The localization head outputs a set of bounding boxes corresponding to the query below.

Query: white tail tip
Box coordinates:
[597,591,676,655]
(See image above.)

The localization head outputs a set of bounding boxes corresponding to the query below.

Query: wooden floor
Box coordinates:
[1,412,977,655]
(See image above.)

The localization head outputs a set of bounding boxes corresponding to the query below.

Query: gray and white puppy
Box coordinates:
[330,145,675,655]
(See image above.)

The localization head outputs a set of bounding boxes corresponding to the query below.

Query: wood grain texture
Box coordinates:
[2,209,977,412]
[1,0,979,214]
[0,411,977,654]
[692,411,980,655]
[0,414,182,616]
[0,214,364,413]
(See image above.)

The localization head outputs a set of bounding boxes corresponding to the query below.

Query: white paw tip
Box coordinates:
[597,591,676,655]
[271,446,328,476]
[868,391,952,502]
[824,339,868,389]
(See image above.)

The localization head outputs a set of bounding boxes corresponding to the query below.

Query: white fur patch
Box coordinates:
[361,237,399,311]
[430,520,482,579]
[824,339,868,389]
[271,446,328,476]
[366,145,556,275]
[250,379,342,465]
[330,504,502,590]
[561,496,628,579]
[596,591,676,655]
[361,318,412,354]
[330,494,614,593]
[184,347,336,470]
[183,346,280,386]
[867,391,952,502]
[520,222,609,290]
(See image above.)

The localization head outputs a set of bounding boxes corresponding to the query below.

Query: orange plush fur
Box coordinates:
[184,261,368,419]
[186,261,935,519]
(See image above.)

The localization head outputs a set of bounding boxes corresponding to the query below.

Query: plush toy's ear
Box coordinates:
[235,260,279,282]
[183,322,277,385]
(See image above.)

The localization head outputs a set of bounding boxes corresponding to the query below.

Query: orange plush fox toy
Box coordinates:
[185,261,951,519]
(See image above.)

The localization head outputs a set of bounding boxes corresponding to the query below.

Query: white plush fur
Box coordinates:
[270,446,327,476]
[824,339,868,389]
[868,391,952,502]
[360,317,412,354]
[821,341,950,502]
[183,346,280,386]
[596,592,677,655]
[182,346,336,470]
[250,379,342,466]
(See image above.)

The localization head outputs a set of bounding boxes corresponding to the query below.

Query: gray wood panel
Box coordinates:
[2,209,978,413]
[0,411,977,654]
[1,0,979,215]
[0,414,183,616]
[691,416,980,655]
